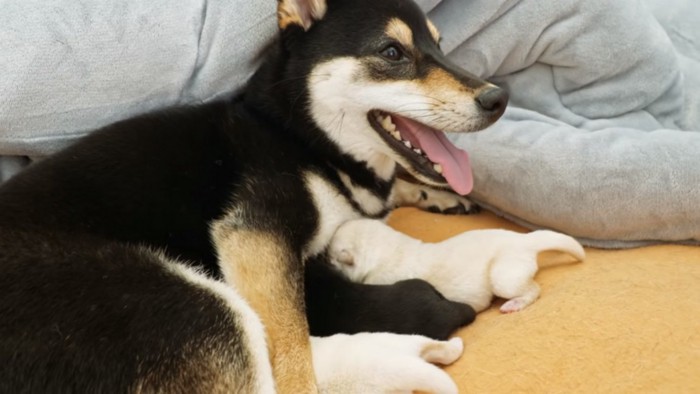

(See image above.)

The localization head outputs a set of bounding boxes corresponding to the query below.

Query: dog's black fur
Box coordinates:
[0,100,475,391]
[0,0,505,390]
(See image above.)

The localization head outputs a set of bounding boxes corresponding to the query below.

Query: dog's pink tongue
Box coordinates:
[391,115,473,195]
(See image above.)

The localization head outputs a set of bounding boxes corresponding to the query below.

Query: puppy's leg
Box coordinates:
[491,252,541,313]
[499,281,541,313]
[212,224,316,393]
[391,177,479,214]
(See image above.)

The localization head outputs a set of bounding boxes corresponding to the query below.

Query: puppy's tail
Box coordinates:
[523,230,585,261]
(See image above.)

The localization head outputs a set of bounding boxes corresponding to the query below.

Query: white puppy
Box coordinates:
[328,219,585,313]
[311,333,463,394]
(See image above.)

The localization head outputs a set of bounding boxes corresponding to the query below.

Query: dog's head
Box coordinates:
[276,0,507,195]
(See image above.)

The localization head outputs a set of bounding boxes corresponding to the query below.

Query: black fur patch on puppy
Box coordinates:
[305,256,476,340]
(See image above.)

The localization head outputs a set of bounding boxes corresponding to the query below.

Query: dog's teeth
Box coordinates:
[403,140,412,148]
[380,117,389,127]
[392,131,401,140]
[413,148,422,154]
[433,164,443,174]
[380,116,395,131]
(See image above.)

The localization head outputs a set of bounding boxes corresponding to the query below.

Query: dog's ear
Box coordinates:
[334,249,355,267]
[277,0,327,31]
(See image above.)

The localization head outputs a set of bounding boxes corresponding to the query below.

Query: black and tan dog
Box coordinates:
[0,0,506,392]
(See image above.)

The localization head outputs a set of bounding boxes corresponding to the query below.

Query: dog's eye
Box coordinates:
[380,45,404,61]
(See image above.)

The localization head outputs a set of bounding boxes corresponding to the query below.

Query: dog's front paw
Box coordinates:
[420,337,464,365]
[418,188,480,215]
[312,333,460,394]
[393,178,480,215]
[425,195,480,215]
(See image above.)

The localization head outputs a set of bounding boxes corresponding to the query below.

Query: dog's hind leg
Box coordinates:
[0,232,275,393]
[212,225,317,393]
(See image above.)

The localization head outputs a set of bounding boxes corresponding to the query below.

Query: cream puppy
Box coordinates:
[311,333,463,394]
[329,219,585,313]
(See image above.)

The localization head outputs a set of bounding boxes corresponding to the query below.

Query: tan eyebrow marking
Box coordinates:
[385,18,414,50]
[427,19,441,43]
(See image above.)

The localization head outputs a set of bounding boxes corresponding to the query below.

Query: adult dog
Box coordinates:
[0,0,507,391]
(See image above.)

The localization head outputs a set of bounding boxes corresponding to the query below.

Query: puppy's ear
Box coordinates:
[277,0,327,31]
[335,249,355,267]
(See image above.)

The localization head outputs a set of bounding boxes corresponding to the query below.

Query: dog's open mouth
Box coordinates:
[368,110,473,195]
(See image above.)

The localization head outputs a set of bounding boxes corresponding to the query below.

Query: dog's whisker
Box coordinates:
[397,112,441,121]
[393,103,439,110]
[397,93,448,105]
[336,112,346,139]
[327,110,345,138]
[392,107,440,114]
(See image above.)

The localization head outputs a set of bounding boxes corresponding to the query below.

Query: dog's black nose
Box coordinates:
[476,87,509,116]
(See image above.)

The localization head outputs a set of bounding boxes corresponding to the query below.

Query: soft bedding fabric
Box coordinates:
[1,0,698,246]
[438,0,700,247]
[0,0,277,157]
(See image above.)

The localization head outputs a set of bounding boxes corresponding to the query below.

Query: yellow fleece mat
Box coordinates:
[388,208,700,394]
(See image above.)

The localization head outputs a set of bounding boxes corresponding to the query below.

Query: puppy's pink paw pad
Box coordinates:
[500,299,526,313]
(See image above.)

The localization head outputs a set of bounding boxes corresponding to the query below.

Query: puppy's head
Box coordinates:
[277,0,507,195]
[327,219,380,281]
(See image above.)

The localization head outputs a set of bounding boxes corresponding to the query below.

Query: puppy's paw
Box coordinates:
[420,337,464,365]
[500,298,528,313]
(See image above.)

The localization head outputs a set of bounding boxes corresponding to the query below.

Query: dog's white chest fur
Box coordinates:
[303,171,388,259]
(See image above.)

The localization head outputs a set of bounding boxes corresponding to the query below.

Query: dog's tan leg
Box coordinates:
[212,223,317,393]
